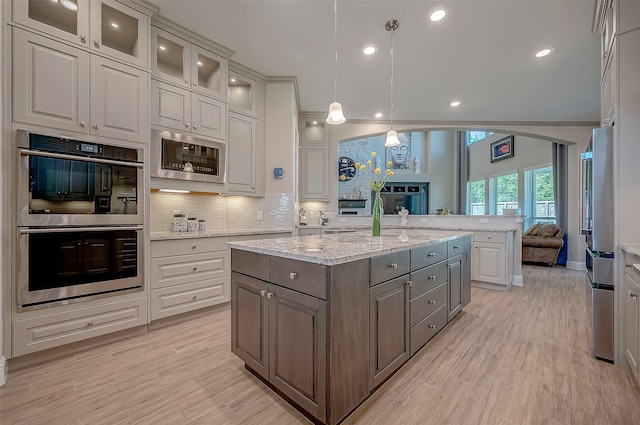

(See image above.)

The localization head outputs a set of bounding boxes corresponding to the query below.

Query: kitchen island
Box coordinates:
[228,229,472,425]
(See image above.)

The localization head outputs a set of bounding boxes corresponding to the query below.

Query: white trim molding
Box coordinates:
[0,356,7,386]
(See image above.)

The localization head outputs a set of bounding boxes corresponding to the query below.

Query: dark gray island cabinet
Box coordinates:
[229,231,471,425]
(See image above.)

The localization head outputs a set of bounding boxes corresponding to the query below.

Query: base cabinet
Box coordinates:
[624,266,640,384]
[472,231,513,288]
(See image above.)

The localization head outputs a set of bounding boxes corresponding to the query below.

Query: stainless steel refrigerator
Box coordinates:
[580,126,615,362]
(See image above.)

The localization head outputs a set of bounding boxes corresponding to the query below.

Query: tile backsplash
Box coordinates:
[150,191,295,232]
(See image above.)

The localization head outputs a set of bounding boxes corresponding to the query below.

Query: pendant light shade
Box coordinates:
[327,102,346,125]
[326,0,346,125]
[384,19,400,147]
[385,130,399,147]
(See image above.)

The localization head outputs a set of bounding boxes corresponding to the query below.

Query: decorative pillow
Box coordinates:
[524,223,541,236]
[538,224,559,237]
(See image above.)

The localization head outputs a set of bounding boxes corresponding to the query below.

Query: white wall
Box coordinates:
[0,1,6,385]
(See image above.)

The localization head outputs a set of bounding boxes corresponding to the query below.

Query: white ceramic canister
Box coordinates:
[187,217,199,232]
[198,219,207,232]
[172,214,187,232]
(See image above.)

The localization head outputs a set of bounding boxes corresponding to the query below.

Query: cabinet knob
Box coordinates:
[80,35,87,43]
[185,123,190,127]
[487,236,492,239]
[193,125,198,129]
[185,79,189,84]
[453,245,460,249]
[94,40,100,48]
[428,324,435,329]
[192,245,197,249]
[266,292,273,299]
[192,295,197,301]
[428,300,436,304]
[193,82,197,86]
[87,321,93,326]
[260,290,267,297]
[192,267,197,272]
[389,263,398,269]
[406,280,413,286]
[631,293,638,299]
[428,253,436,257]
[80,122,86,127]
[93,125,98,129]
[289,272,297,280]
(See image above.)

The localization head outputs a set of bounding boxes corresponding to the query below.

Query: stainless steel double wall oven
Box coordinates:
[16,130,145,311]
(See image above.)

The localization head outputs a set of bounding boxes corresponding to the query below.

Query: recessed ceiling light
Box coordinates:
[60,0,78,11]
[430,9,446,22]
[197,60,203,66]
[110,22,119,29]
[536,48,552,58]
[230,77,236,83]
[363,46,377,55]
[450,101,461,107]
[375,113,383,118]
[312,121,318,125]
[158,45,166,51]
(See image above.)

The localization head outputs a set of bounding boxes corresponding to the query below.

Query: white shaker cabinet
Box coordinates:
[227,111,264,195]
[624,258,640,385]
[472,230,514,289]
[13,28,148,143]
[151,79,226,140]
[12,0,151,69]
[300,145,329,201]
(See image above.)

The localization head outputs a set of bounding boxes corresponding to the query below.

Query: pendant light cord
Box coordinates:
[390,30,394,130]
[333,0,338,102]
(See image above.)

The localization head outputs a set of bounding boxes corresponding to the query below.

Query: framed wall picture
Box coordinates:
[490,136,515,163]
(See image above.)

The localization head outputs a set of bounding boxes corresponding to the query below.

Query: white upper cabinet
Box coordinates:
[152,26,227,101]
[13,28,149,143]
[12,0,151,69]
[227,69,265,118]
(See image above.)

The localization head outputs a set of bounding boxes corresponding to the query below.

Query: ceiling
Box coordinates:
[147,0,600,124]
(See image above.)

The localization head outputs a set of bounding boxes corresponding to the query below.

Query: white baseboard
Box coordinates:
[0,356,6,386]
[566,261,585,271]
[512,275,523,287]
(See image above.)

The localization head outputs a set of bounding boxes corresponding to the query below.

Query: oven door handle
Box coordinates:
[20,149,144,169]
[19,226,143,234]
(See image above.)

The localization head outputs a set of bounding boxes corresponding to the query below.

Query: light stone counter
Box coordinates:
[227,229,472,266]
[150,229,292,241]
[621,244,640,257]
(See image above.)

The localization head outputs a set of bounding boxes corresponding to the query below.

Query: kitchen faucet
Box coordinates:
[319,210,329,226]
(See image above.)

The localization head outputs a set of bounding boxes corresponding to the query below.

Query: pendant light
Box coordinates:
[326,0,346,125]
[384,19,400,147]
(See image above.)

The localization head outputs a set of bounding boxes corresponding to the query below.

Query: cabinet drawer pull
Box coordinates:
[289,272,297,280]
[486,235,492,239]
[428,300,436,304]
[192,295,198,301]
[260,290,267,297]
[389,263,398,269]
[428,275,436,280]
[453,245,460,249]
[87,321,93,326]
[191,245,197,249]
[428,324,435,329]
[192,267,197,272]
[427,253,436,257]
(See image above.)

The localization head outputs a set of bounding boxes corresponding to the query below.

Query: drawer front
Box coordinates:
[473,231,506,244]
[410,282,447,327]
[409,261,447,299]
[151,251,230,289]
[411,242,447,271]
[232,249,269,281]
[151,237,229,258]
[13,297,147,357]
[150,276,230,320]
[410,304,448,356]
[370,250,410,286]
[447,238,466,258]
[270,257,327,299]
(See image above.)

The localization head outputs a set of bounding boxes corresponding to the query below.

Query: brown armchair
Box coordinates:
[522,223,565,266]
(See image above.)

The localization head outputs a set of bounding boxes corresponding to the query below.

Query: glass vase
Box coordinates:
[372,190,381,236]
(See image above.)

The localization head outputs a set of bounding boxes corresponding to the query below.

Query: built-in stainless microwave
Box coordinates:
[151,129,226,184]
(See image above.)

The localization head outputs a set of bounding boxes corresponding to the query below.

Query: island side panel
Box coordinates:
[328,259,370,425]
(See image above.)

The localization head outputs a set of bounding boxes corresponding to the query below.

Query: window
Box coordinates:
[466,131,494,145]
[489,172,518,215]
[467,180,485,215]
[524,165,555,229]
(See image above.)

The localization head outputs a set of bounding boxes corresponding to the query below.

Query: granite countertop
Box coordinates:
[299,224,516,233]
[227,229,473,266]
[621,244,640,257]
[151,229,292,241]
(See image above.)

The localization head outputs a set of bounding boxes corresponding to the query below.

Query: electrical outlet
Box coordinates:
[257,211,264,221]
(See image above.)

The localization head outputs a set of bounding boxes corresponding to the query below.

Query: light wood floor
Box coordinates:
[2,265,640,425]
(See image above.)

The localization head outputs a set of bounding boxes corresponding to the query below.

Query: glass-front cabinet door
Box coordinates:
[12,0,90,47]
[190,44,227,100]
[13,0,148,68]
[89,0,149,68]
[228,73,256,116]
[151,26,189,88]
